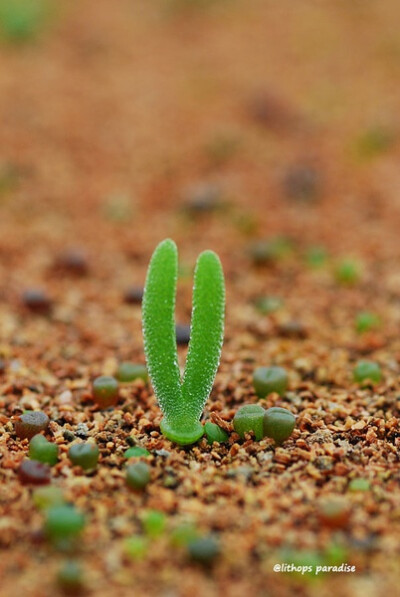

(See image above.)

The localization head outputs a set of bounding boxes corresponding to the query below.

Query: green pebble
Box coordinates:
[187,535,220,565]
[170,523,198,547]
[63,430,75,442]
[356,126,395,159]
[323,542,348,566]
[233,404,265,441]
[44,505,85,542]
[355,312,380,334]
[57,560,84,592]
[353,360,382,385]
[334,259,361,285]
[263,407,296,444]
[281,549,323,576]
[32,486,65,510]
[163,474,179,489]
[233,211,257,235]
[123,535,148,560]
[124,446,150,459]
[0,0,49,43]
[204,422,229,445]
[126,462,151,491]
[103,195,133,222]
[253,366,288,398]
[116,362,148,383]
[253,296,283,314]
[305,246,328,268]
[29,434,59,466]
[142,510,166,538]
[348,478,371,492]
[92,375,119,408]
[68,442,99,471]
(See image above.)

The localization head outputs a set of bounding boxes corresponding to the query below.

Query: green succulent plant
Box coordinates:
[0,0,52,42]
[142,239,225,445]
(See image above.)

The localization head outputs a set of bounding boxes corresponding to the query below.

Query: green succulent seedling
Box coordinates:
[0,0,52,43]
[355,311,380,334]
[334,259,362,285]
[355,125,395,160]
[142,239,225,446]
[305,246,328,269]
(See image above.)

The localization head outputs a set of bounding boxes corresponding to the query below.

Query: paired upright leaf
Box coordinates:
[142,239,225,445]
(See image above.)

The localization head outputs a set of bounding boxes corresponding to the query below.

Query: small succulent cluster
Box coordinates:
[233,405,296,445]
[253,366,289,398]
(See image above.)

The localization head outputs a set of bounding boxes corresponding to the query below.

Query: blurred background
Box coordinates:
[0,0,400,267]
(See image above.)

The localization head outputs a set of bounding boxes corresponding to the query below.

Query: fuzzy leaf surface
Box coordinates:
[142,239,181,423]
[181,250,225,424]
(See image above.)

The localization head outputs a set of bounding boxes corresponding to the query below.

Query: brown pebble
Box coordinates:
[229,443,240,457]
[181,182,222,213]
[18,460,51,485]
[278,320,308,339]
[123,286,143,304]
[22,289,52,314]
[282,164,320,203]
[246,91,298,131]
[317,497,351,529]
[14,411,50,440]
[53,248,89,276]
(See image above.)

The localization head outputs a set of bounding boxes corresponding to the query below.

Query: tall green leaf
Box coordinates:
[181,250,225,424]
[142,239,181,424]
